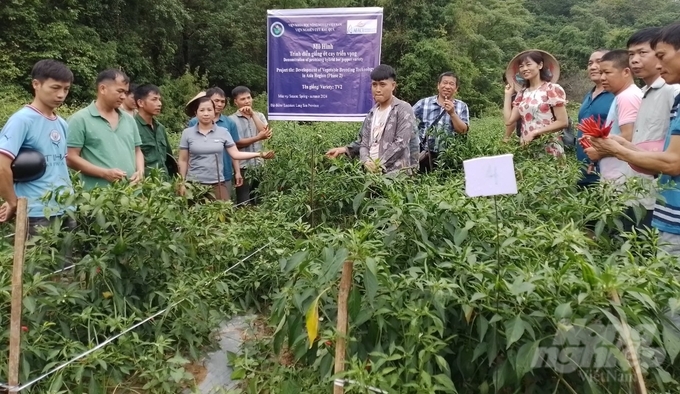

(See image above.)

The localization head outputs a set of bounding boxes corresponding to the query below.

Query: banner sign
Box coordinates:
[267,7,383,122]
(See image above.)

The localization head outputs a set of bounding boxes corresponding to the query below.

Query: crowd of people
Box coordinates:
[323,67,470,174]
[0,66,275,239]
[514,25,680,255]
[1,21,680,259]
[324,23,680,256]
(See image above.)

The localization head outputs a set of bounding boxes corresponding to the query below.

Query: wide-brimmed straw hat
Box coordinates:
[185,91,207,117]
[505,49,560,92]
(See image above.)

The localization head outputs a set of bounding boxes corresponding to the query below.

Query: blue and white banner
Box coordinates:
[267,7,384,122]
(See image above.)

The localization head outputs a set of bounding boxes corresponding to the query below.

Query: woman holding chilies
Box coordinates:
[177,93,274,200]
[503,50,569,157]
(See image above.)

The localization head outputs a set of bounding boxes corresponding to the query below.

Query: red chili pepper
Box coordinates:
[577,130,596,174]
[578,115,613,138]
[578,117,599,137]
[325,340,332,346]
[578,117,598,136]
[21,326,28,333]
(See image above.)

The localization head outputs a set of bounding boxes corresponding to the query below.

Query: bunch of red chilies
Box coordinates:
[577,115,613,173]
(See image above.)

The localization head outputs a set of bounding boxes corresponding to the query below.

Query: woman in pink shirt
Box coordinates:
[503,50,569,157]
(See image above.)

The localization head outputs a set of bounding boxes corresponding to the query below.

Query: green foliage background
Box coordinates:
[1,0,679,114]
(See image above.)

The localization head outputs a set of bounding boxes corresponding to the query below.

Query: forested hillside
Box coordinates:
[1,0,679,114]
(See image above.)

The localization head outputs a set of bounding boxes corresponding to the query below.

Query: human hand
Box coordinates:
[0,201,17,223]
[363,160,380,173]
[504,84,515,96]
[258,125,272,140]
[102,168,126,183]
[129,170,144,185]
[325,147,347,158]
[520,131,536,146]
[240,106,253,117]
[590,136,622,158]
[443,99,454,114]
[584,147,602,162]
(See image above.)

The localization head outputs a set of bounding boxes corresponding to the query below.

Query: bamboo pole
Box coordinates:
[609,289,647,394]
[333,261,353,394]
[8,198,28,392]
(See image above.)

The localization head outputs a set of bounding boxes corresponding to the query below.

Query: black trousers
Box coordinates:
[576,183,653,235]
[419,151,440,174]
[621,206,654,233]
[236,168,260,206]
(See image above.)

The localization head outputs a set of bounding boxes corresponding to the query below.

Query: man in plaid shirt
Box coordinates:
[413,72,470,172]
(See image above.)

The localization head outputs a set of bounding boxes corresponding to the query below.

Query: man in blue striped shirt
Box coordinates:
[412,72,470,172]
[590,23,680,255]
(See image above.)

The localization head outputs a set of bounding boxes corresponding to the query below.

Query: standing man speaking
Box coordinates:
[413,72,470,172]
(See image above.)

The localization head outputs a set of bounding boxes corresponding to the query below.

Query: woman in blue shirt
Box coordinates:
[576,49,615,188]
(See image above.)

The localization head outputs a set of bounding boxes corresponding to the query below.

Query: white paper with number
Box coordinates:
[463,154,518,197]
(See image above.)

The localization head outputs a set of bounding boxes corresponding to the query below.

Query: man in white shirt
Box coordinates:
[623,28,680,231]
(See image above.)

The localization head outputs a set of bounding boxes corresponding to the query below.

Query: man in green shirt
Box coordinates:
[134,84,173,178]
[66,69,144,190]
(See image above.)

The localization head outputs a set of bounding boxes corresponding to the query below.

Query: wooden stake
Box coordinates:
[333,261,353,394]
[610,289,647,394]
[8,198,28,392]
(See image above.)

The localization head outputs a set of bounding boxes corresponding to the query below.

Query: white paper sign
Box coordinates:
[463,154,518,197]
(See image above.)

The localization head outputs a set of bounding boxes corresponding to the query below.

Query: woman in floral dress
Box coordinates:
[503,50,569,157]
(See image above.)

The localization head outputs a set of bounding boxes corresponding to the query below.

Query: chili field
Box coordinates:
[2,114,680,393]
